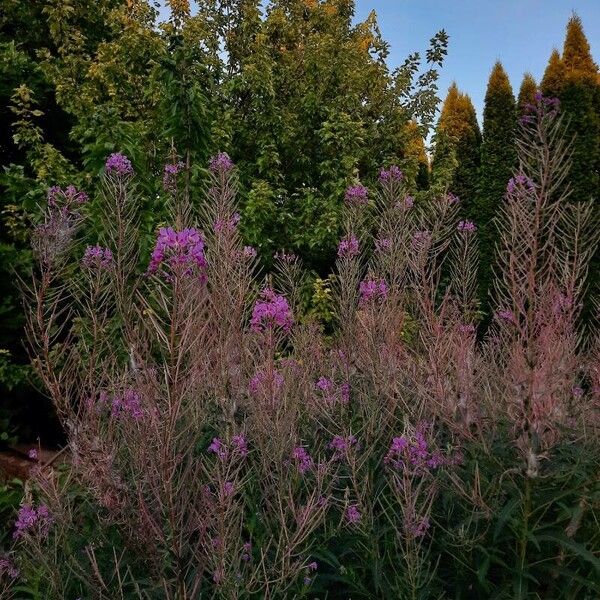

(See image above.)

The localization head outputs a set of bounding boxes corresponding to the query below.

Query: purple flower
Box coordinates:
[208,437,228,460]
[457,220,476,233]
[412,230,431,249]
[13,504,53,540]
[292,446,313,474]
[232,434,249,457]
[345,504,361,525]
[307,561,318,571]
[0,556,19,580]
[379,165,403,183]
[105,152,133,176]
[214,212,241,233]
[111,389,144,420]
[406,516,430,538]
[250,288,293,334]
[241,541,252,562]
[28,448,38,460]
[359,277,388,306]
[148,227,207,281]
[496,309,515,324]
[316,377,333,393]
[249,369,285,398]
[47,185,88,207]
[242,246,257,259]
[82,245,114,270]
[209,152,234,174]
[446,192,460,205]
[375,237,392,253]
[344,184,369,206]
[337,234,360,259]
[572,386,584,399]
[507,174,535,195]
[402,195,415,209]
[329,435,358,460]
[222,481,235,497]
[163,161,184,192]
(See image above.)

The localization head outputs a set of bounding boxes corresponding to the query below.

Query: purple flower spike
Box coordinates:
[337,234,360,259]
[105,153,133,176]
[209,152,234,174]
[344,184,369,206]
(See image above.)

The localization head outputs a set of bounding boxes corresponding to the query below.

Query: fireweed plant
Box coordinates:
[4,97,600,599]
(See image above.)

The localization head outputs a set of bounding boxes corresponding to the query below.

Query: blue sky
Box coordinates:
[353,0,599,122]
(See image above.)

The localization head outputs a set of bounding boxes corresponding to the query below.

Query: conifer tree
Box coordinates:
[475,62,517,310]
[517,73,537,114]
[541,16,599,313]
[432,83,481,208]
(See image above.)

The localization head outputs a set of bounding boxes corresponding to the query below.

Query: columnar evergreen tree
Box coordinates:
[517,72,538,114]
[431,83,481,208]
[541,15,599,313]
[475,62,517,310]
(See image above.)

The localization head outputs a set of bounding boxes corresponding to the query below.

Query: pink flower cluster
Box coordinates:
[379,165,403,182]
[337,234,360,259]
[506,174,535,194]
[209,152,234,173]
[315,377,350,405]
[292,446,313,474]
[13,504,53,540]
[345,504,361,525]
[249,368,285,398]
[0,556,19,580]
[111,389,144,420]
[105,152,133,176]
[208,435,249,461]
[163,161,185,192]
[344,184,369,206]
[47,185,88,207]
[384,426,459,475]
[82,245,114,270]
[148,227,207,281]
[329,435,358,460]
[250,288,293,333]
[214,212,241,233]
[359,277,388,306]
[457,220,477,233]
[375,237,392,253]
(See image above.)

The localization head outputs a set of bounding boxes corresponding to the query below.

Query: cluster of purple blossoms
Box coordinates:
[572,386,584,399]
[345,504,361,525]
[0,556,19,580]
[397,195,414,210]
[28,448,38,460]
[412,229,432,249]
[303,561,318,585]
[221,481,235,498]
[329,435,358,460]
[521,93,560,124]
[209,152,234,174]
[82,245,114,270]
[457,220,477,233]
[13,504,53,540]
[250,288,293,334]
[148,227,207,281]
[337,234,360,259]
[315,377,350,405]
[111,389,144,420]
[241,542,252,563]
[163,161,185,192]
[208,435,249,461]
[214,212,241,234]
[457,323,476,336]
[249,368,285,399]
[242,245,257,259]
[378,165,403,183]
[105,152,133,176]
[506,174,535,194]
[344,184,369,206]
[375,237,392,253]
[292,446,314,474]
[445,192,460,205]
[384,426,459,475]
[496,309,516,324]
[359,277,389,306]
[405,515,430,538]
[47,185,89,207]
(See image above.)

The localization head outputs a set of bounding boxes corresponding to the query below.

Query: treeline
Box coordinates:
[431,15,600,314]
